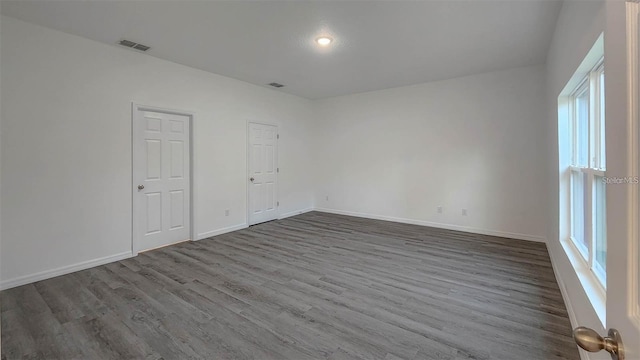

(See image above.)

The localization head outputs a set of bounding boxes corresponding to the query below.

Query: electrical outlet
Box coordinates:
[225,209,230,216]
[437,206,443,213]
[462,209,467,216]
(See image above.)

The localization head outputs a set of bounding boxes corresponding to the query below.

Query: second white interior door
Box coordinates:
[248,123,278,225]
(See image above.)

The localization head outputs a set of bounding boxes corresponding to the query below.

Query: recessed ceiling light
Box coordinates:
[316,36,333,46]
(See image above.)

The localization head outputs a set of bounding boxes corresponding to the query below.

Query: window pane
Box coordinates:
[594,175,607,283]
[575,89,589,167]
[571,170,587,256]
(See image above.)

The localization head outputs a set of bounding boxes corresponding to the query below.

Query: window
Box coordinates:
[569,58,606,286]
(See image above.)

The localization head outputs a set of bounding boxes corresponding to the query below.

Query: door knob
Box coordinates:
[250,177,255,182]
[573,327,624,360]
[138,185,144,190]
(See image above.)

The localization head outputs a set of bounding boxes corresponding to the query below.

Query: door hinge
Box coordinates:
[277,167,279,173]
[277,134,280,139]
[277,201,280,207]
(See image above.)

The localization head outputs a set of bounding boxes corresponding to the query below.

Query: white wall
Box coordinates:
[544,2,607,359]
[0,16,315,288]
[313,65,548,241]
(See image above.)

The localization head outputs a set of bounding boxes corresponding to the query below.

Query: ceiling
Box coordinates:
[0,0,562,99]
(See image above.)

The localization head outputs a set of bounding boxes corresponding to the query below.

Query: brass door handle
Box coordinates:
[250,177,255,182]
[138,185,144,190]
[573,327,624,360]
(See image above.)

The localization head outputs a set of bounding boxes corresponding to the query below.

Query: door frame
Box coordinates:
[131,103,196,255]
[246,120,279,226]
[625,0,640,329]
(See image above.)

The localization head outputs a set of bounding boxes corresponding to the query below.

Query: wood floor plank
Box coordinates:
[1,212,580,359]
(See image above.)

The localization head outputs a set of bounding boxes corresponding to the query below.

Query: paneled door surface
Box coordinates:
[133,106,191,253]
[248,123,278,225]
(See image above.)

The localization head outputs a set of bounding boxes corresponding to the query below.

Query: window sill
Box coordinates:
[561,238,606,328]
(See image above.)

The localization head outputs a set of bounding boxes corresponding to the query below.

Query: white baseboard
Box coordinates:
[196,223,248,240]
[547,244,590,360]
[278,207,314,220]
[0,207,546,291]
[313,207,547,243]
[0,251,132,291]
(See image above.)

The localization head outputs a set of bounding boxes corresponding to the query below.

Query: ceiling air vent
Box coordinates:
[119,39,151,52]
[133,43,150,51]
[268,82,285,88]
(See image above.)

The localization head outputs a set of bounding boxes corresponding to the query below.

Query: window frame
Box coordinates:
[568,57,606,289]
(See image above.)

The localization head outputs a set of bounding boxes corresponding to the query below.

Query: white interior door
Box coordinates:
[248,122,278,225]
[133,106,191,253]
[607,3,640,358]
[576,4,640,359]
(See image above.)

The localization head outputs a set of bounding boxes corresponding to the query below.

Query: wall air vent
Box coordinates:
[118,39,151,52]
[268,82,285,88]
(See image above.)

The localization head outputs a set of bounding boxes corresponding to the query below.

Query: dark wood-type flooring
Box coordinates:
[1,212,580,359]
